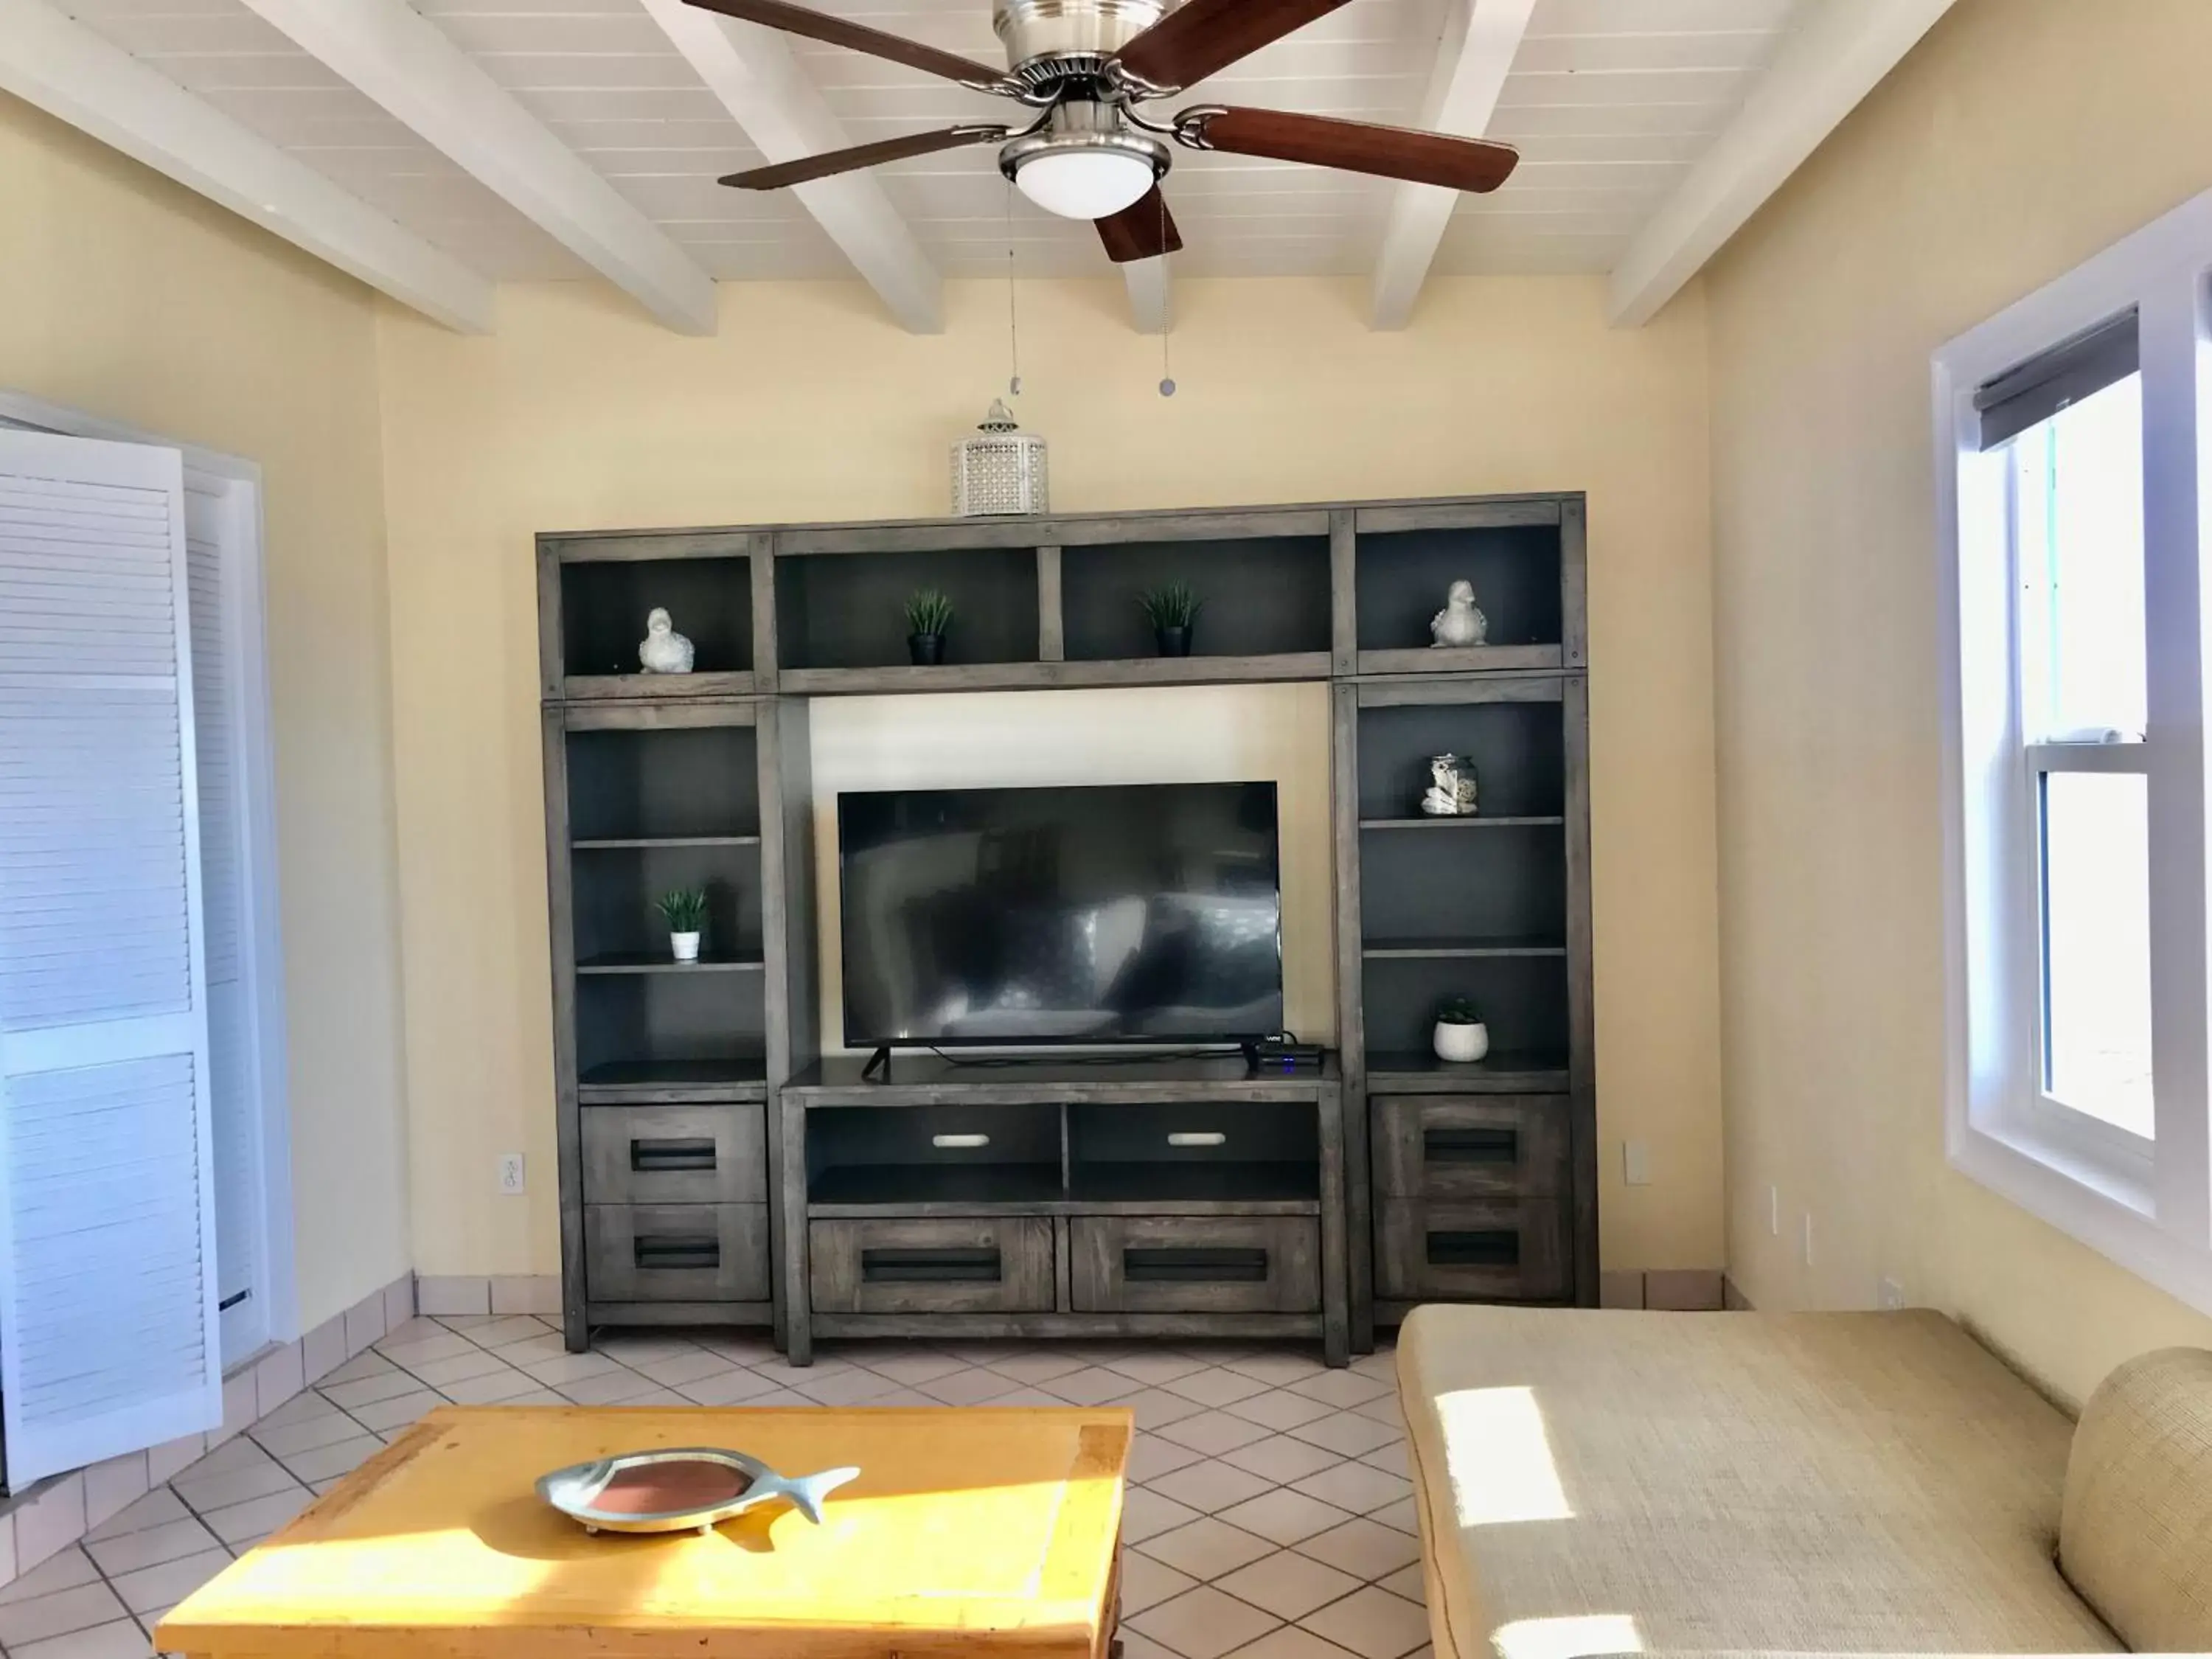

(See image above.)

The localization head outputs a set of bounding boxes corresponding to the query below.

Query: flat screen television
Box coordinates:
[838,781,1282,1049]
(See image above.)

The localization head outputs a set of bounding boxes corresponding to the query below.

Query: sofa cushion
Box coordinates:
[1396,1305,2121,1659]
[2061,1346,2212,1651]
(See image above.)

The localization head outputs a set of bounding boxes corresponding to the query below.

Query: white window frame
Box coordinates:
[1937,189,2212,1317]
[0,391,297,1360]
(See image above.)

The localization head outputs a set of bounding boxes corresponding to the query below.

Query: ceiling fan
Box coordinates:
[681,0,1520,263]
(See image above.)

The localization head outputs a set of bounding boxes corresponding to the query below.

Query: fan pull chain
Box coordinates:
[1005,180,1023,397]
[1158,186,1177,398]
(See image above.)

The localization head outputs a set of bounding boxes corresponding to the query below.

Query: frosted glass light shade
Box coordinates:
[1012,148,1155,220]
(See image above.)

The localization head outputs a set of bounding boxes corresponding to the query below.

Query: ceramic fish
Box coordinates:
[536,1447,858,1535]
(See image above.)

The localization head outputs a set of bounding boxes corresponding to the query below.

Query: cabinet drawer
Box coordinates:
[810,1217,1054,1314]
[1377,1198,1567,1302]
[1071,1216,1320,1314]
[1373,1096,1566,1200]
[582,1103,765,1205]
[586,1203,769,1303]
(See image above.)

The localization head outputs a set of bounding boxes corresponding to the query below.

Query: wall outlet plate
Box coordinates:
[1801,1211,1815,1267]
[1768,1185,1780,1235]
[1622,1141,1651,1186]
[498,1152,526,1196]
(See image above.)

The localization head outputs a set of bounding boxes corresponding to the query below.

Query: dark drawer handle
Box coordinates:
[1125,1247,1269,1284]
[1428,1229,1518,1267]
[636,1234,720,1270]
[632,1137,717,1172]
[1426,1127,1517,1164]
[862,1247,1001,1284]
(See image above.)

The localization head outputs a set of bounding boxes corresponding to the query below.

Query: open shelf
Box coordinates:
[1359,815,1564,832]
[578,1055,767,1093]
[574,969,765,1091]
[571,848,763,964]
[776,546,1040,671]
[1361,939,1568,959]
[1071,1162,1318,1207]
[1364,1050,1571,1093]
[1355,700,1565,821]
[1355,523,1562,674]
[575,954,765,975]
[1060,535,1332,664]
[560,555,753,695]
[566,725,761,843]
[809,1162,1064,1208]
[573,835,760,851]
[1361,955,1569,1066]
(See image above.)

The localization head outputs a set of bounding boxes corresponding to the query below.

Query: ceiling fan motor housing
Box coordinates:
[992,0,1167,77]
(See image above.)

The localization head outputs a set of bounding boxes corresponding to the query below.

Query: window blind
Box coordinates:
[1975,310,2140,449]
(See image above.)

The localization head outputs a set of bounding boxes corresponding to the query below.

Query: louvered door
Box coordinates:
[0,429,220,1489]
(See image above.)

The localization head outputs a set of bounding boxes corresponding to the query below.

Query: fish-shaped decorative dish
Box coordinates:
[535,1448,859,1535]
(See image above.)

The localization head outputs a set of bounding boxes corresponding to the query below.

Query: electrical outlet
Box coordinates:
[1878,1276,1905,1310]
[498,1153,526,1196]
[1768,1185,1780,1236]
[1801,1211,1815,1267]
[1622,1141,1651,1186]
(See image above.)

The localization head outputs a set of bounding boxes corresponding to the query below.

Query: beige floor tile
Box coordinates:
[83,1517,219,1579]
[914,1368,1023,1406]
[82,1489,191,1543]
[852,1349,972,1385]
[201,1488,311,1547]
[1222,1627,1364,1659]
[172,1461,294,1515]
[612,1386,697,1407]
[319,1351,395,1386]
[1296,1587,1428,1659]
[1126,1436,1206,1485]
[1357,1443,1411,1481]
[693,1334,781,1365]
[1287,1415,1400,1460]
[745,1357,857,1389]
[9,1618,155,1659]
[436,1367,542,1406]
[108,1548,230,1615]
[1106,1388,1208,1431]
[1366,1498,1420,1535]
[171,1437,271,1483]
[1351,1395,1406,1427]
[348,1389,446,1433]
[1119,1551,1197,1616]
[1041,1367,1149,1406]
[1290,1519,1419,1582]
[0,1581,129,1648]
[633,1350,741,1388]
[0,1552,99,1607]
[1287,1372,1392,1411]
[790,1368,905,1406]
[470,1318,559,1351]
[318,1370,424,1411]
[251,1408,368,1461]
[1376,1565,1424,1602]
[557,1369,665,1406]
[1128,1585,1279,1659]
[1348,1349,1398,1379]
[1214,1551,1363,1622]
[1105,1353,1212,1388]
[1290,1465,1408,1517]
[1134,1517,1273,1582]
[591,1336,700,1365]
[1225,1391,1338,1433]
[1144,1460,1277,1515]
[1120,1488,1202,1545]
[981,1352,1090,1385]
[377,1330,477,1369]
[252,1391,347,1433]
[1162,1369,1274,1409]
[1155,1412,1273,1457]
[1117,1632,1183,1659]
[279,1436,383,1484]
[1221,1436,1343,1486]
[1221,1354,1332,1385]
[1214,1489,1352,1548]
[402,1347,516,1388]
[675,1368,790,1406]
[516,1352,621,1388]
[377,1318,448,1349]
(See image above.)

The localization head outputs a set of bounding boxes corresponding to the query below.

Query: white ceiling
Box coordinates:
[54,0,1806,283]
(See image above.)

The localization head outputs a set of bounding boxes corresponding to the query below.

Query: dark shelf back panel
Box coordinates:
[1360,954,1570,1060]
[572,844,764,963]
[574,969,767,1080]
[1355,526,1562,652]
[1359,827,1567,947]
[776,548,1040,669]
[1068,1100,1317,1172]
[562,557,753,678]
[1060,538,1332,661]
[1356,701,1565,820]
[566,726,761,842]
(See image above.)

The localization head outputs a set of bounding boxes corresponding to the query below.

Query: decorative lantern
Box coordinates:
[950,399,1048,517]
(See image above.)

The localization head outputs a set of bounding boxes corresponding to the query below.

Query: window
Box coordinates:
[1938,192,2212,1314]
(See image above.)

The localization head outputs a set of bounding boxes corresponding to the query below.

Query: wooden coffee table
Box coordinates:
[159,1403,1133,1659]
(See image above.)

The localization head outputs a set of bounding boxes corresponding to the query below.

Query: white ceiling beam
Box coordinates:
[639,0,945,335]
[1124,258,1171,335]
[0,0,493,334]
[1370,0,1537,331]
[237,0,717,335]
[1607,0,1958,327]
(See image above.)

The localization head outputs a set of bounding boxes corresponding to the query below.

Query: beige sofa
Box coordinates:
[1394,1305,2212,1658]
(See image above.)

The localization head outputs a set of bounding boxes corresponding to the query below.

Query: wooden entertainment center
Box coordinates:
[537,495,1592,1366]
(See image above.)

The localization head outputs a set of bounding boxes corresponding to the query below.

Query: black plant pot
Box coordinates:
[1155,625,1193,658]
[908,632,945,666]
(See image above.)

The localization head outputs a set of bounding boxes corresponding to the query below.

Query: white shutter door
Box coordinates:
[0,429,220,1488]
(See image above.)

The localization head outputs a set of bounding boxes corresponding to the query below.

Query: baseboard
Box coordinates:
[0,1267,417,1587]
[1595,1268,1729,1311]
[417,1273,562,1318]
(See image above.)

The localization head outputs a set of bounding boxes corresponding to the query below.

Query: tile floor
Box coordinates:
[0,1320,1429,1659]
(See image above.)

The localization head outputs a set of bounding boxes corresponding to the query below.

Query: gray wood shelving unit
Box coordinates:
[536,493,1593,1363]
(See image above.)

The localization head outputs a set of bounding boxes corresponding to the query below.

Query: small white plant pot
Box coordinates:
[1433,1019,1489,1063]
[670,931,702,964]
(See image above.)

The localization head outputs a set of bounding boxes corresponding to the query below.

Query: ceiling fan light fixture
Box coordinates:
[1011,147,1157,219]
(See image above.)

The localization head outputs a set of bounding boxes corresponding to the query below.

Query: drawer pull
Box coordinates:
[1428,1229,1519,1268]
[631,1137,717,1172]
[931,1133,991,1150]
[636,1234,720,1270]
[1425,1127,1517,1165]
[1167,1131,1227,1148]
[1125,1247,1269,1284]
[862,1247,1001,1284]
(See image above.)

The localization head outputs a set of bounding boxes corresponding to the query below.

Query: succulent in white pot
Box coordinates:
[656,887,708,964]
[1432,997,1490,1064]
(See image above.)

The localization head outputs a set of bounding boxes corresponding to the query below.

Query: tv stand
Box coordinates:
[779,1053,1348,1366]
[860,1044,893,1082]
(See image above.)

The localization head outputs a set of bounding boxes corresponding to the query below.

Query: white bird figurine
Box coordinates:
[1431,580,1489,648]
[639,608,695,674]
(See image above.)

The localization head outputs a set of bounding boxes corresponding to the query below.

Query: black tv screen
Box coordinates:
[838,782,1283,1048]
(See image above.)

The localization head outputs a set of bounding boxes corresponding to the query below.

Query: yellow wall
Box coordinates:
[1703,0,2212,1404]
[0,95,414,1332]
[373,273,1723,1282]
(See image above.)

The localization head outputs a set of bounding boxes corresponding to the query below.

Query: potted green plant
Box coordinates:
[905,588,954,665]
[1433,996,1489,1064]
[1138,580,1206,658]
[655,887,709,964]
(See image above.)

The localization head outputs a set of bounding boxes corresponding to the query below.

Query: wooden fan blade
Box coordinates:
[1095,188,1183,263]
[1115,0,1354,93]
[1185,107,1517,192]
[684,0,1006,89]
[721,125,1009,190]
